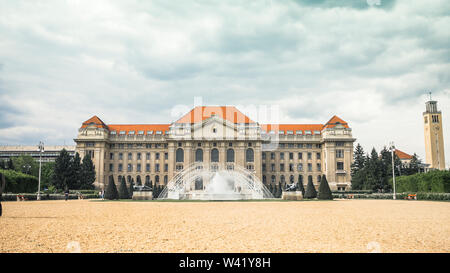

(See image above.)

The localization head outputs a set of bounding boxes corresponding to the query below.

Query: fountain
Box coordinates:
[158,163,273,200]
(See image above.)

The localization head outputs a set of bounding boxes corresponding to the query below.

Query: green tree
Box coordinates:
[41,162,55,191]
[7,158,14,170]
[80,154,96,190]
[406,153,421,175]
[11,155,38,177]
[52,149,72,191]
[318,175,333,200]
[129,178,134,198]
[351,144,366,190]
[297,180,305,196]
[0,160,5,170]
[304,176,317,199]
[68,153,82,189]
[119,177,129,199]
[105,176,119,200]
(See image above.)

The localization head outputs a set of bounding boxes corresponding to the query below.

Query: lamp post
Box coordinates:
[389,141,396,200]
[37,141,44,200]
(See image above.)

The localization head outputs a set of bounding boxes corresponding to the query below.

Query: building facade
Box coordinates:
[74,106,355,191]
[0,145,75,163]
[423,99,446,170]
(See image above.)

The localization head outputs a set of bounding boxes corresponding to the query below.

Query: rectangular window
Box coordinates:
[305,130,312,135]
[337,162,344,170]
[127,164,133,172]
[118,164,123,172]
[336,150,344,158]
[262,164,266,172]
[280,164,285,172]
[155,163,160,172]
[146,164,150,172]
[316,153,321,160]
[297,163,303,172]
[271,164,275,172]
[307,152,312,160]
[296,130,303,135]
[297,143,304,148]
[262,153,266,160]
[146,144,152,148]
[146,153,150,160]
[298,152,303,160]
[336,142,345,147]
[119,153,123,160]
[289,163,294,172]
[308,163,312,172]
[306,144,313,149]
[156,153,160,160]
[164,164,168,172]
[128,144,133,149]
[137,153,141,160]
[317,163,321,171]
[137,164,141,172]
[280,153,285,160]
[289,153,293,160]
[110,153,114,160]
[128,153,132,160]
[271,152,275,160]
[165,153,168,160]
[109,164,114,172]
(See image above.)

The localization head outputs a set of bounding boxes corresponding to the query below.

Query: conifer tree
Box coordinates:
[318,175,333,200]
[304,176,317,199]
[119,177,129,199]
[128,178,134,198]
[105,176,119,200]
[297,180,305,196]
[80,154,96,190]
[68,152,82,189]
[52,149,72,191]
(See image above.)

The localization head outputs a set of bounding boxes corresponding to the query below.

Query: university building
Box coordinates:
[74,106,355,191]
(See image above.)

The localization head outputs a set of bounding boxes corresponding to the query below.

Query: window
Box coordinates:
[280,164,285,172]
[296,130,303,135]
[314,131,320,135]
[178,142,182,147]
[227,149,235,162]
[262,175,266,184]
[287,130,294,135]
[271,175,276,183]
[289,153,293,160]
[246,148,254,162]
[246,164,254,170]
[195,149,203,162]
[110,153,114,160]
[308,163,312,172]
[336,150,344,158]
[298,152,303,160]
[146,153,150,160]
[128,153,132,160]
[128,131,135,135]
[262,153,266,160]
[155,175,159,184]
[262,164,266,172]
[138,130,144,135]
[128,144,133,149]
[297,143,304,148]
[289,163,294,172]
[271,164,275,172]
[290,175,294,183]
[271,152,275,160]
[118,164,123,172]
[280,152,285,160]
[155,153,160,160]
[288,143,294,148]
[147,131,153,135]
[317,175,322,182]
[198,143,202,147]
[432,115,439,123]
[164,175,168,185]
[228,142,232,147]
[165,153,168,160]
[298,175,303,184]
[306,143,313,149]
[109,164,114,172]
[146,144,152,149]
[127,164,133,172]
[424,116,428,124]
[307,152,312,160]
[137,164,141,172]
[316,153,321,160]
[280,175,285,183]
[297,163,303,172]
[164,164,168,172]
[146,164,150,172]
[155,163,160,172]
[211,148,219,162]
[137,153,141,160]
[337,162,344,170]
[305,130,312,135]
[317,163,321,171]
[176,148,184,162]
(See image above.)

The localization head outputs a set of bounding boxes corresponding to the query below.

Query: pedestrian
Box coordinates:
[64,189,69,201]
[101,189,105,200]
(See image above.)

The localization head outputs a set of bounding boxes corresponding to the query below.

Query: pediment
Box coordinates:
[191,115,237,139]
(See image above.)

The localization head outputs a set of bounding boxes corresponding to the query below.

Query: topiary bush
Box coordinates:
[105,176,119,200]
[304,177,317,199]
[318,175,333,200]
[119,178,130,199]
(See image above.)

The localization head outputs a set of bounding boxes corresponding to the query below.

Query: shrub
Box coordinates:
[0,169,38,193]
[390,170,450,193]
[318,175,333,200]
[105,176,119,200]
[304,178,317,199]
[119,178,130,199]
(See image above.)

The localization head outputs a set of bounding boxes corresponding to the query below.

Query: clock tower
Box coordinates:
[423,97,445,170]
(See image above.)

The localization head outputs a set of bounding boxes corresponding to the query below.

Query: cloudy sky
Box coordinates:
[0,0,449,166]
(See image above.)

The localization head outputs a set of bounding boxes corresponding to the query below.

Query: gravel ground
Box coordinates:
[0,199,449,253]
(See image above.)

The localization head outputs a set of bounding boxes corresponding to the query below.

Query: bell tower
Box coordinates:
[423,93,445,170]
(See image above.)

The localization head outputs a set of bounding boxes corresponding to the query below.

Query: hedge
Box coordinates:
[0,169,38,193]
[389,170,450,193]
[332,192,450,201]
[1,193,99,201]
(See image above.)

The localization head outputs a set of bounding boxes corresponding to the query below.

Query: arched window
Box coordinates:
[290,175,294,183]
[211,148,219,162]
[127,175,132,184]
[280,175,285,183]
[246,148,254,162]
[155,175,160,185]
[195,149,203,162]
[176,148,184,163]
[271,175,276,183]
[226,149,235,162]
[145,175,150,186]
[317,175,321,183]
[298,175,303,184]
[195,176,203,190]
[136,175,142,186]
[164,175,168,185]
[262,175,266,184]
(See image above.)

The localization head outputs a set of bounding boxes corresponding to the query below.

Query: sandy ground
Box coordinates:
[0,199,449,253]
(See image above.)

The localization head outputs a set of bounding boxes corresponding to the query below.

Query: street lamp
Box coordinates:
[389,141,396,200]
[37,141,44,200]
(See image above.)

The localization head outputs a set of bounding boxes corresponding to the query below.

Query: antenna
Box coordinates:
[428,91,432,101]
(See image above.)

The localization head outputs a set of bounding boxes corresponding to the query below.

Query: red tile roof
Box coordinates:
[81,116,108,129]
[395,149,413,160]
[175,106,255,124]
[108,124,170,135]
[323,115,349,129]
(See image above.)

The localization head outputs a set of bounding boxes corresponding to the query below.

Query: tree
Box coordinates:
[68,153,82,190]
[0,160,5,170]
[128,178,134,199]
[318,175,333,200]
[52,149,72,191]
[119,177,129,199]
[80,154,96,190]
[297,181,305,196]
[0,172,6,217]
[105,176,119,200]
[408,153,422,175]
[6,158,14,171]
[351,143,367,190]
[304,176,317,199]
[41,162,55,191]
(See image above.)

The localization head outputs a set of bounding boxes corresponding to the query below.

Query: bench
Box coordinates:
[16,195,27,201]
